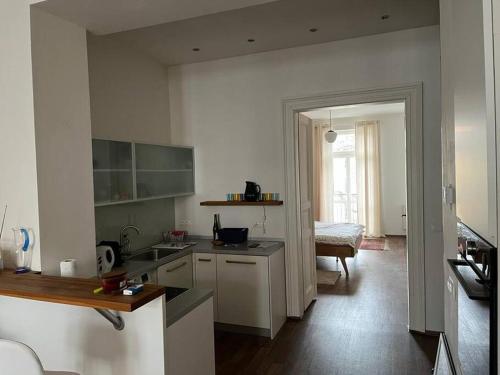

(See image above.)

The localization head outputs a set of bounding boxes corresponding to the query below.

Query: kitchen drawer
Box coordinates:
[217,254,270,329]
[157,255,193,288]
[193,253,218,320]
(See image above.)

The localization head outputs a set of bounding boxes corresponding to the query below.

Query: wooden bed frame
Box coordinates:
[315,235,363,277]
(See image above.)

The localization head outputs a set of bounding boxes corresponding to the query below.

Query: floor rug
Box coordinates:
[360,238,386,250]
[316,269,342,286]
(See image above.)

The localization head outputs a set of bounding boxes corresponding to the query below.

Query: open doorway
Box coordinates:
[299,100,408,306]
[283,84,426,332]
[303,101,406,275]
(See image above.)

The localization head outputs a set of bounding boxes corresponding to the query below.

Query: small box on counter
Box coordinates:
[123,284,144,296]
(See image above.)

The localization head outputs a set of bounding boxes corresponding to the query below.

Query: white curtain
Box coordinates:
[312,124,334,222]
[355,121,383,237]
[312,125,323,221]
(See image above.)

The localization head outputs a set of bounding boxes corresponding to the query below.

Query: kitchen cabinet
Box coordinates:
[92,139,134,206]
[192,247,286,338]
[166,297,215,375]
[135,143,194,200]
[92,139,194,206]
[193,253,218,319]
[157,254,193,288]
[217,254,270,329]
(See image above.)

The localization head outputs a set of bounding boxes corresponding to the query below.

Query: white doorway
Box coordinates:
[282,84,425,332]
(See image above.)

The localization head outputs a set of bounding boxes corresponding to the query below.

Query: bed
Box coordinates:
[314,222,365,276]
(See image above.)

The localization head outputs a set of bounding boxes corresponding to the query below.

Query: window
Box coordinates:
[329,129,357,223]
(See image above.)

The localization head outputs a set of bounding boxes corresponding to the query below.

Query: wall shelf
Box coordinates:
[200,200,283,206]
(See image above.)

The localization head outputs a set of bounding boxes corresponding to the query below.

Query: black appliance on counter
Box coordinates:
[449,222,497,375]
[217,228,249,244]
[244,181,261,201]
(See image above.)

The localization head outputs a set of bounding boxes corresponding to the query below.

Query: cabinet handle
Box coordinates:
[166,262,187,272]
[226,260,257,265]
[198,258,212,262]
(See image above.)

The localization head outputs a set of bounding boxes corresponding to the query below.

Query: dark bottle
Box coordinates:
[213,214,218,241]
[213,214,222,241]
[216,214,222,234]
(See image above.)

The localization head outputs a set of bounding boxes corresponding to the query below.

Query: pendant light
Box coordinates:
[325,110,337,143]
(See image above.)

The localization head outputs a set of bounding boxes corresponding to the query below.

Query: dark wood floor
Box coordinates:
[215,237,439,375]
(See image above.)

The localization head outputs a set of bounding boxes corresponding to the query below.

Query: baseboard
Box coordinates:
[409,328,442,337]
[385,234,407,238]
[215,322,271,338]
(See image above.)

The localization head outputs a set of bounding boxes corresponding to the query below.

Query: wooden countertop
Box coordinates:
[0,269,166,312]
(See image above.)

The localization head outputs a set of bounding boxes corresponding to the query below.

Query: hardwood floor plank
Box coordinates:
[215,237,438,374]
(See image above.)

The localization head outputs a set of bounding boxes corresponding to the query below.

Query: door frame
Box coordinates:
[282,83,426,332]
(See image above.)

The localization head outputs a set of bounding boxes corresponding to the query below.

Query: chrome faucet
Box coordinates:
[120,225,141,256]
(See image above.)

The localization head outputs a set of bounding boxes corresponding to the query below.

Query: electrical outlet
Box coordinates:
[179,219,192,227]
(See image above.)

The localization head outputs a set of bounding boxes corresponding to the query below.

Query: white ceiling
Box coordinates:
[35,0,279,34]
[302,102,405,120]
[36,0,439,66]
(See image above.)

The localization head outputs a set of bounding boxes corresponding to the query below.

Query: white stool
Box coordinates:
[0,339,79,375]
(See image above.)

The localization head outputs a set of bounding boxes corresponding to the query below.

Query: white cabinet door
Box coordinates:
[157,255,193,288]
[166,297,215,375]
[193,253,218,320]
[134,143,195,200]
[217,254,270,328]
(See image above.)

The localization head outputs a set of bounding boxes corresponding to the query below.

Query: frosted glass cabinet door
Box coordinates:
[135,143,194,199]
[92,139,134,205]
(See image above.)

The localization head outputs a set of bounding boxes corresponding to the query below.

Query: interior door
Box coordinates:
[298,113,317,310]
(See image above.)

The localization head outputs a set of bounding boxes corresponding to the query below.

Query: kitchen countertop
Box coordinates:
[117,239,282,327]
[0,269,165,312]
[165,288,213,327]
[123,238,284,278]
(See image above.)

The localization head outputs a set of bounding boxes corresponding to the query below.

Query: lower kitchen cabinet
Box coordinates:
[193,253,218,320]
[166,297,215,375]
[193,247,286,339]
[217,254,270,329]
[157,254,193,288]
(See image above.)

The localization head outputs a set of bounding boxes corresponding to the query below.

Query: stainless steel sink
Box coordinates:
[128,248,181,262]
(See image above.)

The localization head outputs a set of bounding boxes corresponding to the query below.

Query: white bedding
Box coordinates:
[314,222,365,247]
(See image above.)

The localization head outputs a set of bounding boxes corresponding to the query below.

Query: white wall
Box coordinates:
[439,0,460,364]
[0,296,166,375]
[87,34,175,249]
[379,114,406,236]
[0,1,42,270]
[87,34,171,144]
[169,26,444,331]
[30,7,96,277]
[313,113,406,236]
[452,0,497,246]
[441,0,499,368]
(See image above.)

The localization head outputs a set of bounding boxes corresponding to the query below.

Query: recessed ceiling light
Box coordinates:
[247,38,255,43]
[381,14,390,20]
[192,48,200,52]
[309,28,318,33]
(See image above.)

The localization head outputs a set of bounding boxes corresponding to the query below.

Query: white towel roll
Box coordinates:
[60,259,77,277]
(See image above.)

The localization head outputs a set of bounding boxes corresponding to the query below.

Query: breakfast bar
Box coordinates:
[0,269,214,375]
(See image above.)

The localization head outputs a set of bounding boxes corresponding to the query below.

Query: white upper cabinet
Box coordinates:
[92,139,134,206]
[135,143,194,200]
[92,140,194,206]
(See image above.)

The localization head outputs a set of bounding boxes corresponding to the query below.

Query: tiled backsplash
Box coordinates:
[95,198,175,251]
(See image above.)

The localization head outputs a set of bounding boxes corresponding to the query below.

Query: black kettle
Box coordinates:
[244,181,261,201]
